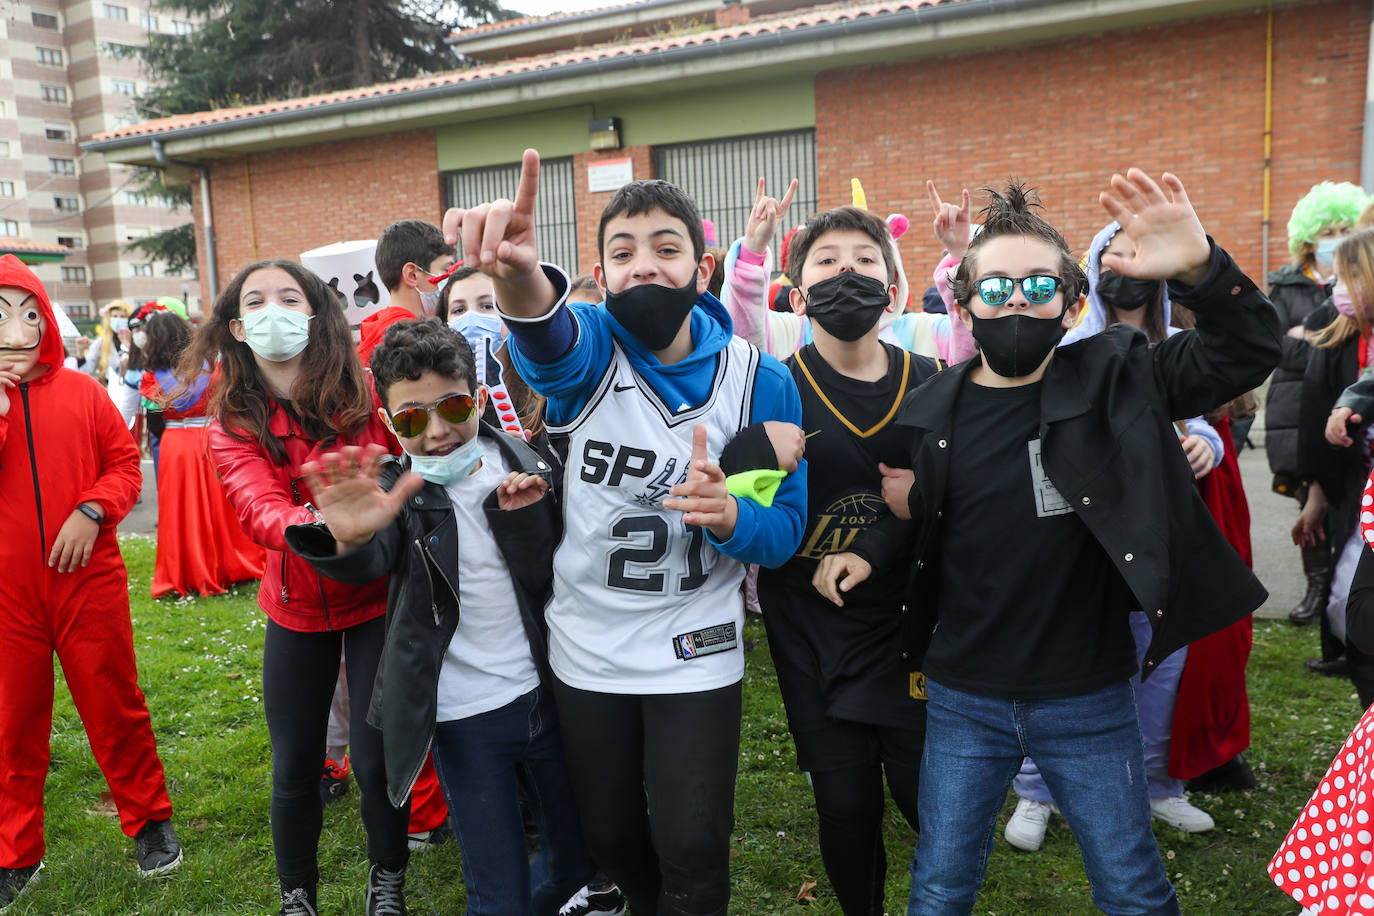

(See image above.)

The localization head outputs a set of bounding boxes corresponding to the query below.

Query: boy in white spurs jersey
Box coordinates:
[444,150,806,916]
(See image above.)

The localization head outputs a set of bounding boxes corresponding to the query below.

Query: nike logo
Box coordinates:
[614,382,635,392]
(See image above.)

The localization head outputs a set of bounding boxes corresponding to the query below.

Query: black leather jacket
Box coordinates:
[286,422,560,806]
[851,243,1281,681]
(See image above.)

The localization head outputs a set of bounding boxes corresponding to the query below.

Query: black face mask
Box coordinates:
[605,274,700,352]
[969,310,1066,378]
[1096,270,1159,312]
[803,272,890,342]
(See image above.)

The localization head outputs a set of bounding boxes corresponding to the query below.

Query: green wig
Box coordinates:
[1288,181,1371,257]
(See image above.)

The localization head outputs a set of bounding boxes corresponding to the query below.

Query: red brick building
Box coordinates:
[85,0,1369,302]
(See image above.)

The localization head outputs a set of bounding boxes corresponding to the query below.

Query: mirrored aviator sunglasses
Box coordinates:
[387,393,477,438]
[976,274,1062,307]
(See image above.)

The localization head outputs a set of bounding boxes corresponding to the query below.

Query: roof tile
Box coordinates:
[90,0,955,143]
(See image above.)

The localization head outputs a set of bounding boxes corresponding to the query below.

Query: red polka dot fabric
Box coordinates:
[1363,469,1374,547]
[1270,702,1374,914]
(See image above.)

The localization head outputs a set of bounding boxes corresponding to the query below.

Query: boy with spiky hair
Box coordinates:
[816,170,1281,915]
[444,151,806,916]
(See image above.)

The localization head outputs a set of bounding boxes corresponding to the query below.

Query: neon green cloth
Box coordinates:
[725,469,787,508]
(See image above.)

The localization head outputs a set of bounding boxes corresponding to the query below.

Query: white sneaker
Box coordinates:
[1149,794,1215,832]
[1004,798,1057,852]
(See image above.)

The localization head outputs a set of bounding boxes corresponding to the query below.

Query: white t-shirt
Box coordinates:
[435,437,541,721]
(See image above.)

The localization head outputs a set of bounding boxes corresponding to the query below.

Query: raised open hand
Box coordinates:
[743,177,798,256]
[927,180,972,260]
[299,444,423,550]
[663,423,737,540]
[1099,169,1211,286]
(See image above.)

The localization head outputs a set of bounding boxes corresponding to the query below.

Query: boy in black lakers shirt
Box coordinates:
[739,191,937,916]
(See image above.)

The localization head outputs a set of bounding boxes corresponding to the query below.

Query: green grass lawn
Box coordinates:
[8,536,1346,914]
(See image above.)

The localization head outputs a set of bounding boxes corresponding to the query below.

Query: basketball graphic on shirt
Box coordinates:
[796,489,885,560]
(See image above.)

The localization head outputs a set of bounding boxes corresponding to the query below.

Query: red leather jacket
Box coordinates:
[208,395,397,632]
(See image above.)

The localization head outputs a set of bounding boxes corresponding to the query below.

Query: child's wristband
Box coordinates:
[725,469,787,508]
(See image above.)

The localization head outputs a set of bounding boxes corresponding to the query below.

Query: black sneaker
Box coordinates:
[0,862,41,912]
[366,863,407,916]
[559,883,627,916]
[279,885,319,916]
[134,818,183,877]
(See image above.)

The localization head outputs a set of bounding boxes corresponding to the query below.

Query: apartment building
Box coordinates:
[1,0,198,321]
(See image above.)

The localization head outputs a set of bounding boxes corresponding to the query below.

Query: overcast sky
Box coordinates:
[504,0,615,18]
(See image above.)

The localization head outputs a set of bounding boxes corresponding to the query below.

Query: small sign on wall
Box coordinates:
[587,157,633,193]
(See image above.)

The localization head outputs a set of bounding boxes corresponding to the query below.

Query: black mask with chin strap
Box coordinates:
[604,275,700,352]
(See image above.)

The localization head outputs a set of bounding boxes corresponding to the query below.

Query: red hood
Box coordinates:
[0,254,66,381]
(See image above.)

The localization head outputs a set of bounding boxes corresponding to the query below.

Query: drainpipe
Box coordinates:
[1363,0,1374,193]
[152,138,219,302]
[1261,0,1274,283]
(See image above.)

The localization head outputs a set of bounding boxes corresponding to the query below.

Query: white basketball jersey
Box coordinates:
[547,336,760,694]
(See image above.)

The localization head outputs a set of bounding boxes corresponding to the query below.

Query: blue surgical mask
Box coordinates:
[450,312,505,351]
[110,317,129,332]
[1316,237,1343,268]
[242,302,312,362]
[407,435,483,485]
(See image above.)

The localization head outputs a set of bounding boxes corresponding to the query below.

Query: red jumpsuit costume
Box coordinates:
[0,255,173,868]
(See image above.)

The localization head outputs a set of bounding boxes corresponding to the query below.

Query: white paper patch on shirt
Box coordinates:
[1028,439,1072,518]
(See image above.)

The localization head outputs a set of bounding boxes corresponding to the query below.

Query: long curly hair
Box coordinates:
[177,258,373,464]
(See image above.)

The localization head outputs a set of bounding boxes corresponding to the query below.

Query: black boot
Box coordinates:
[1186,754,1258,793]
[1306,608,1348,676]
[1290,542,1332,625]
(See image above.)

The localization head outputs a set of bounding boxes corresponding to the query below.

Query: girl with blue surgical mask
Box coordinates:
[177,258,412,916]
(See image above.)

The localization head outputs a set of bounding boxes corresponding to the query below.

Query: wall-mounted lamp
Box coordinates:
[588,117,622,151]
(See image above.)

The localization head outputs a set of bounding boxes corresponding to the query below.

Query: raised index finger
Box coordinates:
[513,149,541,220]
[442,207,465,247]
[926,180,944,215]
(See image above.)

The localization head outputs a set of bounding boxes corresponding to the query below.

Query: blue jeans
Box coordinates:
[908,679,1179,916]
[431,686,594,916]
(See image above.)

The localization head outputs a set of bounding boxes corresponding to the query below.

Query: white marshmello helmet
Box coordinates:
[300,240,390,340]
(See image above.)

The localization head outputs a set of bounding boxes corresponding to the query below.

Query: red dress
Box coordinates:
[141,369,264,598]
[1270,702,1374,914]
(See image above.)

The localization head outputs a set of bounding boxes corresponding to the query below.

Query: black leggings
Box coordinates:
[262,616,410,887]
[809,743,920,916]
[550,676,741,916]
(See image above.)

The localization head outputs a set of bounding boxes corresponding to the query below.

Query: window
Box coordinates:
[49,158,76,177]
[0,220,19,237]
[129,263,153,277]
[123,190,149,206]
[32,12,59,29]
[61,266,87,284]
[0,182,13,198]
[654,130,818,258]
[53,195,79,213]
[45,125,71,141]
[0,142,9,158]
[104,42,140,60]
[57,235,83,249]
[0,101,6,118]
[103,4,128,20]
[36,47,63,67]
[140,11,158,29]
[171,19,193,35]
[164,265,182,277]
[112,79,137,97]
[65,301,91,319]
[113,113,139,128]
[40,84,68,103]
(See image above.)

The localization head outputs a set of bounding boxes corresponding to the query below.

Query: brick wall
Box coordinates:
[572,145,656,275]
[191,129,441,303]
[815,0,1368,289]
